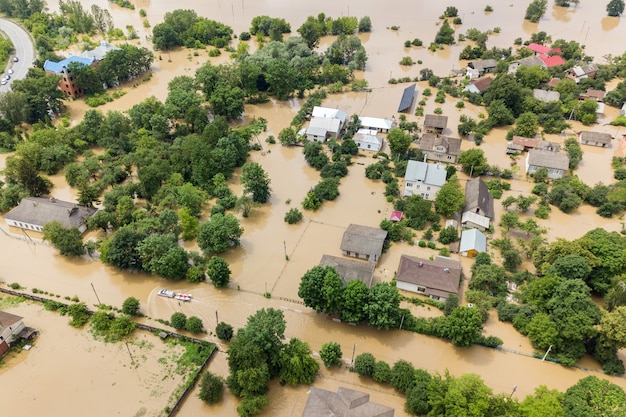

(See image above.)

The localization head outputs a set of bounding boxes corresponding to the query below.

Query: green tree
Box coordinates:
[435,179,465,216]
[297,265,344,314]
[121,297,140,316]
[319,341,342,368]
[546,254,591,281]
[607,0,625,16]
[428,372,492,417]
[186,316,204,333]
[457,148,488,176]
[390,360,416,394]
[198,372,225,405]
[525,0,548,22]
[563,376,626,416]
[365,283,401,330]
[512,112,539,138]
[353,352,376,376]
[137,234,189,280]
[237,395,269,417]
[284,208,303,224]
[434,20,455,44]
[278,338,319,386]
[564,137,583,169]
[241,162,271,203]
[387,128,412,159]
[216,322,234,341]
[372,360,392,383]
[209,84,245,119]
[405,369,432,415]
[341,280,369,323]
[170,312,187,329]
[198,213,244,255]
[42,221,85,256]
[443,306,483,347]
[526,313,559,350]
[207,256,231,288]
[519,385,564,417]
[179,207,199,240]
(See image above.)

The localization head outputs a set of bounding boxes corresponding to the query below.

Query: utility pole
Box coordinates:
[351,343,356,364]
[541,345,552,361]
[509,384,517,399]
[283,240,287,260]
[91,282,102,305]
[216,310,219,326]
[399,314,405,330]
[125,342,135,365]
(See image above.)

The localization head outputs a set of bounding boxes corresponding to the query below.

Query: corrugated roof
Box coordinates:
[308,117,341,133]
[4,197,97,230]
[461,211,490,229]
[424,114,448,129]
[353,131,383,146]
[527,149,570,171]
[340,224,387,262]
[459,228,487,254]
[43,56,94,73]
[404,160,447,186]
[464,178,494,219]
[397,84,416,112]
[359,117,393,130]
[540,54,565,68]
[396,255,462,296]
[468,59,497,72]
[319,255,375,288]
[514,55,546,69]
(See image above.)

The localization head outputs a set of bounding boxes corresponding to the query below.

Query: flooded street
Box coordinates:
[2,0,626,415]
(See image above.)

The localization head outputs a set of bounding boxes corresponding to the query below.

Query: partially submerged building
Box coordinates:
[353,129,384,152]
[302,387,394,417]
[525,149,570,179]
[403,160,447,200]
[340,224,387,265]
[4,197,98,233]
[319,254,375,288]
[395,255,462,302]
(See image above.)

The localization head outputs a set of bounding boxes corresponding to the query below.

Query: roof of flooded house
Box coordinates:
[353,130,383,146]
[417,134,462,156]
[81,40,120,62]
[4,197,98,229]
[459,228,487,254]
[390,211,403,222]
[580,131,612,144]
[540,54,565,68]
[513,55,546,69]
[569,63,599,76]
[0,311,23,332]
[308,117,341,133]
[547,77,561,88]
[404,160,447,187]
[533,89,560,103]
[358,117,393,130]
[396,255,462,297]
[581,88,606,101]
[340,224,387,260]
[527,149,570,171]
[302,387,395,417]
[464,177,495,219]
[468,59,497,71]
[319,255,375,288]
[465,77,492,93]
[311,106,347,123]
[423,114,448,129]
[397,84,416,112]
[527,43,552,54]
[43,56,94,73]
[461,211,491,229]
[511,136,560,152]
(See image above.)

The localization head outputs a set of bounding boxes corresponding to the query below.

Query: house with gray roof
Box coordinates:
[4,197,98,233]
[565,63,599,83]
[464,177,494,220]
[340,224,387,264]
[307,106,348,142]
[395,255,462,302]
[417,134,462,163]
[423,114,448,134]
[319,254,375,288]
[302,387,394,417]
[0,311,25,357]
[461,211,490,231]
[526,149,570,179]
[403,160,446,200]
[353,129,384,152]
[579,131,612,148]
[81,40,120,62]
[508,55,546,74]
[466,59,497,78]
[459,228,487,258]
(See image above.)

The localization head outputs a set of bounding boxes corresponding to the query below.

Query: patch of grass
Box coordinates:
[0,295,25,310]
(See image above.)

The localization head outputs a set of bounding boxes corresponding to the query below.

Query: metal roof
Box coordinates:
[43,56,94,73]
[358,117,393,130]
[459,228,487,254]
[311,106,347,123]
[527,149,570,171]
[397,84,416,112]
[404,160,447,186]
[396,255,462,296]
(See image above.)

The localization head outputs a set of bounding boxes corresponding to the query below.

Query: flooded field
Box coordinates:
[2,0,626,415]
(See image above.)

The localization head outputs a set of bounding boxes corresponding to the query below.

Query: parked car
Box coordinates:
[8,69,13,74]
[13,57,18,62]
[1,80,6,85]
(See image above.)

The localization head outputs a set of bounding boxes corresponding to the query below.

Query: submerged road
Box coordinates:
[0,18,35,91]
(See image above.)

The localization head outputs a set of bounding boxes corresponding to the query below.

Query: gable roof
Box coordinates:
[514,55,546,69]
[312,106,347,124]
[547,77,561,88]
[81,40,120,62]
[580,131,612,144]
[527,149,570,171]
[390,211,403,222]
[309,117,341,134]
[340,224,387,261]
[396,255,462,297]
[302,387,395,417]
[461,211,490,229]
[417,134,462,156]
[5,197,98,229]
[43,56,94,73]
[464,178,494,219]
[397,84,416,112]
[580,89,606,101]
[0,311,23,333]
[459,228,487,254]
[511,136,561,152]
[354,130,383,147]
[527,43,551,54]
[467,77,492,93]
[404,160,447,187]
[359,117,393,130]
[423,114,448,129]
[533,89,560,103]
[319,255,375,288]
[540,54,565,68]
[468,59,497,72]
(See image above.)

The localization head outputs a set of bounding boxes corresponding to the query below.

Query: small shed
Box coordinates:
[423,114,448,134]
[390,211,403,222]
[340,224,388,264]
[459,228,487,258]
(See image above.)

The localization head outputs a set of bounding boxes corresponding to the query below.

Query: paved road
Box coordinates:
[0,18,35,91]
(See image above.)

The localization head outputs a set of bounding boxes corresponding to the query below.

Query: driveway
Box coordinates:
[0,18,35,91]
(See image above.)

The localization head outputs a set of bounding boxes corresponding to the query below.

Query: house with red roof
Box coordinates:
[523,43,565,69]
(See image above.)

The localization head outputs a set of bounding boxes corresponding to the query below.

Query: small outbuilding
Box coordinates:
[340,224,388,265]
[579,131,612,148]
[461,211,490,231]
[358,117,394,133]
[459,228,487,258]
[423,114,448,134]
[397,84,416,112]
[463,77,492,94]
[395,255,462,302]
[319,254,375,288]
[533,89,560,103]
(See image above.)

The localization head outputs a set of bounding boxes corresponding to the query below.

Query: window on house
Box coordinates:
[417,286,426,293]
[406,183,412,187]
[367,144,371,149]
[447,155,452,160]
[427,186,431,191]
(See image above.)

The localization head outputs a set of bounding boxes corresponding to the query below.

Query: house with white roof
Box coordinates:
[307,106,348,142]
[403,160,447,200]
[353,129,383,152]
[459,228,487,257]
[358,116,393,133]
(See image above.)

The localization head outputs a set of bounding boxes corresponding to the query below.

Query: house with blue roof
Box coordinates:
[43,55,95,97]
[403,160,447,200]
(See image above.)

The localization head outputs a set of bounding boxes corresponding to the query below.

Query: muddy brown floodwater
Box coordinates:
[3,0,626,415]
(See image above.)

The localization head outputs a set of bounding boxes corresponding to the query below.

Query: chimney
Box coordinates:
[419,262,423,267]
[444,268,450,273]
[49,197,56,203]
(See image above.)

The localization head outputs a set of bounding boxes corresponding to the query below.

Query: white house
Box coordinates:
[358,116,393,133]
[306,117,342,142]
[403,160,447,200]
[4,197,98,233]
[526,149,570,179]
[461,211,490,231]
[459,228,487,258]
[0,311,25,356]
[353,129,383,152]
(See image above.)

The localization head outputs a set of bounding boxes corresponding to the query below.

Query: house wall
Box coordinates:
[461,220,487,232]
[361,125,389,133]
[0,340,8,356]
[424,152,457,164]
[461,249,478,258]
[403,181,440,200]
[528,164,564,179]
[396,281,450,301]
[580,138,609,147]
[355,140,382,152]
[342,250,370,262]
[307,133,327,143]
[4,219,44,232]
[0,320,25,346]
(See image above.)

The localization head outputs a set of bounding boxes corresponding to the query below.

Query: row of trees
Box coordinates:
[152,9,233,50]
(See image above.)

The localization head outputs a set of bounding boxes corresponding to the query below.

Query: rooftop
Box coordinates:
[4,197,98,230]
[468,59,497,71]
[319,255,376,288]
[404,160,447,187]
[418,134,462,156]
[533,89,560,103]
[527,43,551,54]
[302,387,394,417]
[358,117,393,130]
[81,40,120,62]
[527,149,570,171]
[43,56,94,73]
[459,228,487,254]
[397,84,416,112]
[424,114,448,129]
[340,224,388,262]
[580,131,612,145]
[464,177,494,219]
[540,54,565,68]
[396,255,462,297]
[465,77,492,93]
[0,311,23,332]
[312,106,347,123]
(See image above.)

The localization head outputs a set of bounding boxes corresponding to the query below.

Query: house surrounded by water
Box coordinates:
[319,254,375,288]
[306,106,347,142]
[403,160,447,200]
[417,134,462,164]
[302,387,394,417]
[395,255,462,302]
[0,311,25,356]
[4,197,98,233]
[340,224,387,265]
[525,149,570,179]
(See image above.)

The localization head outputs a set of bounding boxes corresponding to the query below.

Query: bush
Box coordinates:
[170,312,187,330]
[67,302,91,328]
[198,372,225,405]
[399,56,415,66]
[239,31,251,41]
[284,208,304,224]
[121,296,140,316]
[216,322,234,341]
[185,316,204,333]
[390,360,416,393]
[353,352,376,376]
[320,342,343,368]
[372,361,392,383]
